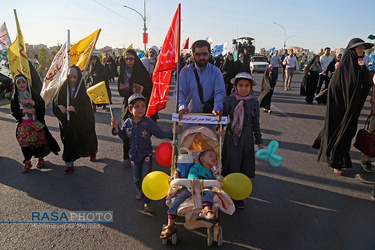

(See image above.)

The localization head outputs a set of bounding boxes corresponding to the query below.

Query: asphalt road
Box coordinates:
[0,70,374,250]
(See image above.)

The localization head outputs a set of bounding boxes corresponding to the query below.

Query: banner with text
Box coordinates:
[171,113,227,124]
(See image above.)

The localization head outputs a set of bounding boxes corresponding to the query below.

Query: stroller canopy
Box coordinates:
[179,126,219,154]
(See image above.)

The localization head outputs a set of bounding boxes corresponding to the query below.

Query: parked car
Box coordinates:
[250,56,269,73]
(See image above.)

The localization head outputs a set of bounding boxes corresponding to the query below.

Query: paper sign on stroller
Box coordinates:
[172,113,227,124]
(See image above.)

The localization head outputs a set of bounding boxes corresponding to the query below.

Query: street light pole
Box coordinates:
[124,0,147,52]
[273,22,286,50]
[285,35,295,49]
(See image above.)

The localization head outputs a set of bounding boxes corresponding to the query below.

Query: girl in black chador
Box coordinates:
[10,74,60,173]
[300,55,322,104]
[53,65,98,174]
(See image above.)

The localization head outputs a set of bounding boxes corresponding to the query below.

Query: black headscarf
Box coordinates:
[312,38,373,169]
[117,49,153,121]
[87,55,108,85]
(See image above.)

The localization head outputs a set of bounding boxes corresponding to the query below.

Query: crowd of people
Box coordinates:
[9,37,375,217]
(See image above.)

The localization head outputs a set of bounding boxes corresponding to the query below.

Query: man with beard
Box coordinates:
[141,45,159,77]
[175,40,226,127]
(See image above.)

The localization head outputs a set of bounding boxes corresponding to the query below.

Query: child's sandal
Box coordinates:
[144,203,154,214]
[160,224,177,239]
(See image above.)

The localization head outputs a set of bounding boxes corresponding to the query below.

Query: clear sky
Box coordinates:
[3,0,375,54]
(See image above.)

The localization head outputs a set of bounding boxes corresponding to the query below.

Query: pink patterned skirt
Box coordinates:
[17,119,47,147]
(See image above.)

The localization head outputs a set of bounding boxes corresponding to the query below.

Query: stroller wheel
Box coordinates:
[171,233,177,245]
[217,225,222,246]
[207,227,213,246]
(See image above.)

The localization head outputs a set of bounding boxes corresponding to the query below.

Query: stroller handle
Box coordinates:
[170,179,221,187]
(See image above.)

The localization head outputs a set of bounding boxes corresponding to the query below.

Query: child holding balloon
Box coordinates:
[160,150,219,239]
[111,93,175,213]
[219,72,264,209]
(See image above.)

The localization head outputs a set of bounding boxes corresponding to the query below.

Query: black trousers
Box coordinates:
[316,74,327,95]
[21,146,44,163]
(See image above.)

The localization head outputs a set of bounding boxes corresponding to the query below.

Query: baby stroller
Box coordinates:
[162,121,235,246]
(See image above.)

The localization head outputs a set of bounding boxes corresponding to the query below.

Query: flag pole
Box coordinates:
[108,103,113,119]
[67,29,71,121]
[73,65,87,99]
[171,3,181,178]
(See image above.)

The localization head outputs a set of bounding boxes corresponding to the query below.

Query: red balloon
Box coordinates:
[155,142,172,167]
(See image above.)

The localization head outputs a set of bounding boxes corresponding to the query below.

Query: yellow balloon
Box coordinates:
[142,171,170,200]
[222,173,253,200]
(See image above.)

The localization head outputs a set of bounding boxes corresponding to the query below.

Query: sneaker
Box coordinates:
[64,166,74,174]
[22,161,32,173]
[36,158,45,169]
[361,161,374,173]
[121,159,131,167]
[233,200,245,209]
[333,168,343,175]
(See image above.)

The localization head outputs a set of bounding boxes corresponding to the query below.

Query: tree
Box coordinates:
[37,48,52,79]
[318,48,324,56]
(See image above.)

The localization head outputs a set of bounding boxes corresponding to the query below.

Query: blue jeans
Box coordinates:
[131,155,152,203]
[167,187,214,217]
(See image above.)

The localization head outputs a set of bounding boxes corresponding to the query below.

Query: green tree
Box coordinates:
[37,48,52,79]
[318,48,324,56]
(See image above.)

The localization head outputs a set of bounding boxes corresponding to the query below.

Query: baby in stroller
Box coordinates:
[160,150,219,239]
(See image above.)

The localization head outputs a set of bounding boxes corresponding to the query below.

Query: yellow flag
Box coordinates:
[122,44,133,55]
[70,29,101,71]
[7,10,31,84]
[86,81,109,104]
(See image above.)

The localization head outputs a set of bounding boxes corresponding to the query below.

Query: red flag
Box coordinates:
[146,4,180,117]
[182,37,189,50]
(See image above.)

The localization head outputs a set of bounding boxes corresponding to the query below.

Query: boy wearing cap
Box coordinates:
[111,93,174,213]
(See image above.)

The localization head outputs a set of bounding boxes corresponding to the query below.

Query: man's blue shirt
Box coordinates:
[175,63,226,113]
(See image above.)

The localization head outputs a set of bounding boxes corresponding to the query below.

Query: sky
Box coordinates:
[3,0,375,54]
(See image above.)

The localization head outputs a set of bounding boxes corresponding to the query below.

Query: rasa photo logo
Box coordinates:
[31,211,113,223]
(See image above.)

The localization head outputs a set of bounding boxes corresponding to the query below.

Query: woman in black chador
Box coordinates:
[220,53,236,95]
[87,55,111,111]
[117,49,154,166]
[312,38,373,175]
[300,55,322,104]
[258,65,277,113]
[53,65,98,174]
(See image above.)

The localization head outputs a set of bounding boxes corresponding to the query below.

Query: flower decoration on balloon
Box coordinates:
[255,140,283,167]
